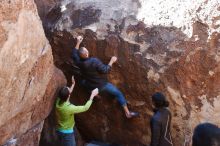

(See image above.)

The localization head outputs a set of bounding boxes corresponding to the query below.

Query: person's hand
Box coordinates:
[108,56,117,66]
[90,88,99,100]
[71,76,75,86]
[77,36,83,44]
[111,56,117,63]
[75,36,83,49]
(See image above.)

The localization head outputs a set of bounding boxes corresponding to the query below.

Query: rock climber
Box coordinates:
[72,36,139,118]
[192,123,220,146]
[150,92,173,146]
[55,75,99,146]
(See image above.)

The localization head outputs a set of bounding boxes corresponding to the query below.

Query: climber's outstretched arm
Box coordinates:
[95,58,111,74]
[72,36,83,64]
[75,36,83,50]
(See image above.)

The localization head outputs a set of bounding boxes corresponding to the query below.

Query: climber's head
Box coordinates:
[79,47,89,59]
[151,92,169,108]
[193,123,220,146]
[59,86,70,102]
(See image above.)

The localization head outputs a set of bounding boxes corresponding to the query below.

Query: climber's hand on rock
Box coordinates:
[77,36,83,44]
[111,56,117,63]
[108,56,117,66]
[75,36,83,49]
[110,56,118,64]
[90,88,99,100]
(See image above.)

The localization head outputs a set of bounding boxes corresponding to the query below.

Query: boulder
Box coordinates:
[35,0,220,145]
[0,0,66,145]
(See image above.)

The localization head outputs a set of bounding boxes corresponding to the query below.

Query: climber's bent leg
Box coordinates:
[100,83,139,118]
[100,82,127,106]
[56,131,76,146]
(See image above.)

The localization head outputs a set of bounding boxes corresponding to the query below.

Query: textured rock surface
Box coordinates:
[35,0,220,146]
[0,0,66,145]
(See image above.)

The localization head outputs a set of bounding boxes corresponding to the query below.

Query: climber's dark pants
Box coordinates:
[56,131,76,146]
[81,80,127,106]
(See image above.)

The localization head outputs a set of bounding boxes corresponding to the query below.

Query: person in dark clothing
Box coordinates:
[192,123,220,146]
[150,92,173,146]
[72,36,139,118]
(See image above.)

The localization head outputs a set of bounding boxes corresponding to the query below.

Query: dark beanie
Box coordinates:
[152,92,169,108]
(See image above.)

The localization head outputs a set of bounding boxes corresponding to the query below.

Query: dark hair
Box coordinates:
[59,86,70,102]
[152,92,169,108]
[193,123,220,146]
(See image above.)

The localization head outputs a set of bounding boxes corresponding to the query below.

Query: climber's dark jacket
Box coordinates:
[72,48,111,89]
[150,107,173,146]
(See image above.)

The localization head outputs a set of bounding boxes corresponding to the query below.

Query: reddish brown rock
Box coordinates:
[0,0,66,145]
[35,0,220,146]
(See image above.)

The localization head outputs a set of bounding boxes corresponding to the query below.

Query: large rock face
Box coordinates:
[0,0,66,145]
[36,0,220,146]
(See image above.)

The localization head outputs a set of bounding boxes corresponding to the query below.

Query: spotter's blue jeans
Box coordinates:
[56,131,76,146]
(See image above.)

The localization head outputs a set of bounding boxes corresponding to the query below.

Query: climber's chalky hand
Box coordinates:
[111,56,117,63]
[77,36,83,43]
